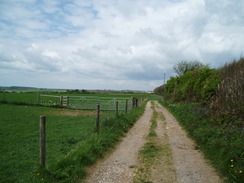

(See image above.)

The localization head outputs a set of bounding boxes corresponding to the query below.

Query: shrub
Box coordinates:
[163,68,220,104]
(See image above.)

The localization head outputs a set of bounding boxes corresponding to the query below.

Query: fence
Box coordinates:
[38,94,145,111]
[0,93,147,182]
[39,96,147,168]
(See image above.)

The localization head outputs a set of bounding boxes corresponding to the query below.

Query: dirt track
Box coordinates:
[83,101,222,183]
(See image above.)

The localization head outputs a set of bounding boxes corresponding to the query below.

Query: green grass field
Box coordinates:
[0,103,116,183]
[0,92,157,182]
[0,92,148,110]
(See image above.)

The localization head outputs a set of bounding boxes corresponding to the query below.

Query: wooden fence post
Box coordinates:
[60,96,63,107]
[40,116,46,168]
[116,101,119,117]
[125,99,128,114]
[131,97,135,109]
[96,104,100,133]
[135,98,138,107]
[37,94,40,105]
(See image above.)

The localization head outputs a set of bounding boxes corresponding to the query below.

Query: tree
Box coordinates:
[173,60,209,76]
[154,84,166,95]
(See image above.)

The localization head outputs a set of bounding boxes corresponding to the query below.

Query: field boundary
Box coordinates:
[38,94,146,111]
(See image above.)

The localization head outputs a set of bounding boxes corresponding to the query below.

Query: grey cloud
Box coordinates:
[126,67,164,81]
[0,0,243,90]
[205,0,244,25]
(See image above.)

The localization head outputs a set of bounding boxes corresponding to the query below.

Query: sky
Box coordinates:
[0,0,243,91]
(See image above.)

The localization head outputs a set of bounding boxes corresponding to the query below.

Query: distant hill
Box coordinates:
[0,86,38,90]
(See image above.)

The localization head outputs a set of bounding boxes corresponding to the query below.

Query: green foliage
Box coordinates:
[173,60,209,76]
[160,101,244,183]
[155,58,244,182]
[153,85,165,96]
[163,68,221,104]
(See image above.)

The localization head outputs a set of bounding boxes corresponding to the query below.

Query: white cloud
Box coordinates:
[42,50,60,59]
[0,0,243,90]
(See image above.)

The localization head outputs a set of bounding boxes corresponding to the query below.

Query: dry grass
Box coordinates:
[210,57,244,120]
[43,109,98,116]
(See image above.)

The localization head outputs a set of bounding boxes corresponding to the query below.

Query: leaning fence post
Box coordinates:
[96,104,100,133]
[40,116,46,168]
[125,99,128,114]
[116,101,119,117]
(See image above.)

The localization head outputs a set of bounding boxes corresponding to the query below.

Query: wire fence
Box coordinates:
[0,93,146,111]
[0,95,147,182]
[38,94,134,111]
[0,104,116,182]
[67,96,131,110]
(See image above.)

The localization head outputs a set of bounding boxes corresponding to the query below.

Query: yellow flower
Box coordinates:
[231,165,234,167]
[240,170,243,174]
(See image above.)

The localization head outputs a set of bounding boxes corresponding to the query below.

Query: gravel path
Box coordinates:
[83,102,152,183]
[83,101,223,183]
[157,102,222,183]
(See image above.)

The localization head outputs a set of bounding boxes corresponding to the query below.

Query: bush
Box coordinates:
[210,58,244,122]
[163,68,221,104]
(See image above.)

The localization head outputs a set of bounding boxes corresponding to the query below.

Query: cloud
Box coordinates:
[0,0,243,90]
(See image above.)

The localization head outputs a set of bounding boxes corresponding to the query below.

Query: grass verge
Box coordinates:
[159,100,244,183]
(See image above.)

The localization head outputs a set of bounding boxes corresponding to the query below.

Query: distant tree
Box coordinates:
[154,84,166,95]
[173,60,209,76]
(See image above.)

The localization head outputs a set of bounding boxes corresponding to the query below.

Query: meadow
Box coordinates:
[0,103,119,182]
[0,92,153,182]
[0,92,148,109]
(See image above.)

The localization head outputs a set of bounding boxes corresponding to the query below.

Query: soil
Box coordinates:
[82,101,223,183]
[43,110,97,116]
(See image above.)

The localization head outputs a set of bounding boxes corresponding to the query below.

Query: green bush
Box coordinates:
[164,68,221,104]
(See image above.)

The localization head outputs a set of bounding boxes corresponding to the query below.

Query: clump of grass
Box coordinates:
[148,104,158,137]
